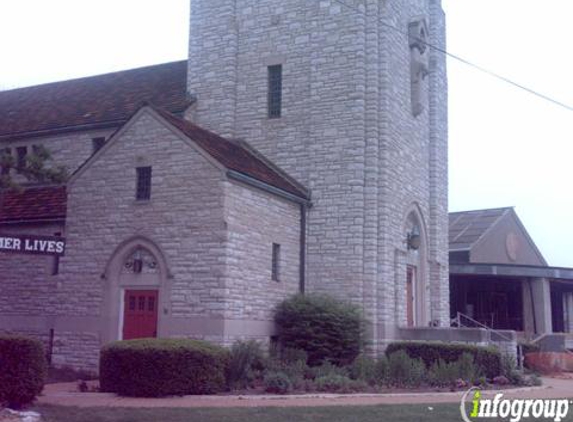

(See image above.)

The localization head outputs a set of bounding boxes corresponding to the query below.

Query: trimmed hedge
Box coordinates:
[385,342,502,378]
[0,335,48,408]
[275,294,363,366]
[100,339,229,397]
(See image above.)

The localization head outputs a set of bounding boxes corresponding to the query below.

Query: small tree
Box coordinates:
[0,145,67,211]
[275,294,364,366]
[0,145,67,190]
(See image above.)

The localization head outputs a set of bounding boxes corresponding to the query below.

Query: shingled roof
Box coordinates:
[0,186,66,223]
[449,207,512,251]
[0,61,190,140]
[152,107,309,199]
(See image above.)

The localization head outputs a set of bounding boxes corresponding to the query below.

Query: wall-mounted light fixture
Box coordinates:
[407,225,421,251]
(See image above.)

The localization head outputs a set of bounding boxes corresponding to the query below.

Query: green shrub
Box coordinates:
[374,356,389,385]
[264,372,292,394]
[476,376,488,387]
[279,347,308,365]
[529,373,542,386]
[428,359,460,387]
[226,340,265,390]
[315,375,367,393]
[100,338,229,397]
[457,352,481,382]
[386,342,501,378]
[0,335,48,409]
[349,355,378,385]
[386,350,426,388]
[275,294,363,366]
[264,359,308,389]
[500,354,524,385]
[427,353,481,387]
[310,361,349,379]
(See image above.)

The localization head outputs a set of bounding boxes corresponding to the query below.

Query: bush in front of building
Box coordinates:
[274,294,364,366]
[314,374,367,393]
[348,355,380,385]
[226,340,266,390]
[386,350,427,388]
[99,338,229,397]
[263,371,292,394]
[0,335,48,409]
[385,341,502,378]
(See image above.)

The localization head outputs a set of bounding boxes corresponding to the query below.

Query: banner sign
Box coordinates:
[0,233,66,256]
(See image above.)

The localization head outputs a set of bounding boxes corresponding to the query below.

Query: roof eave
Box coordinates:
[0,106,191,142]
[227,170,311,205]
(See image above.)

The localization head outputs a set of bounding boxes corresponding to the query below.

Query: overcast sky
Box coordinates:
[1,1,571,267]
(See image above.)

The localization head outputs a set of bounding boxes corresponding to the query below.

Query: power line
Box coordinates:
[329,0,573,112]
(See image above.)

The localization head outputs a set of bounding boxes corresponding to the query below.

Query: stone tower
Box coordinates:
[187,0,449,349]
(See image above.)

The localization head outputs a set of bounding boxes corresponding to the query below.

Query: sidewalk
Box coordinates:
[36,377,573,408]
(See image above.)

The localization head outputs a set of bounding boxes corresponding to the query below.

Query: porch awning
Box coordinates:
[450,263,573,281]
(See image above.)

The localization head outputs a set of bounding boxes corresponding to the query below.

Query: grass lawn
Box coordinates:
[34,402,573,422]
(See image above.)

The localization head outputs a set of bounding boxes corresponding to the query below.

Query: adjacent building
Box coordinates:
[449,207,573,344]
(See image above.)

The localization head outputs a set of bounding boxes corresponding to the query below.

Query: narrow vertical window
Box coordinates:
[52,232,62,275]
[272,243,281,281]
[0,148,11,175]
[16,146,27,172]
[92,137,106,153]
[136,166,152,201]
[268,65,282,118]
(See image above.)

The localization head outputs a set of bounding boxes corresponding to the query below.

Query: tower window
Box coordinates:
[136,166,152,201]
[268,65,282,118]
[272,243,281,281]
[92,137,106,153]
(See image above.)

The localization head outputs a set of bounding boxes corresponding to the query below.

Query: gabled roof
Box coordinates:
[449,207,511,251]
[0,186,66,223]
[0,61,190,140]
[153,108,309,200]
[449,207,547,266]
[70,105,309,201]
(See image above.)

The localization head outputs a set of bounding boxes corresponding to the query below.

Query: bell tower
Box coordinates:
[187,0,449,349]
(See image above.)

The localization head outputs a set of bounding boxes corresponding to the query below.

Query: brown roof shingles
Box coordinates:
[448,207,511,250]
[0,186,66,223]
[0,61,190,139]
[154,107,309,199]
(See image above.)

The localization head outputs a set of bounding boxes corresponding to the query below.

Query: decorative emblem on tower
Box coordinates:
[408,18,430,117]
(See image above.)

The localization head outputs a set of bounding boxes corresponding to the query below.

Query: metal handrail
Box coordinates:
[455,312,514,343]
[454,312,522,369]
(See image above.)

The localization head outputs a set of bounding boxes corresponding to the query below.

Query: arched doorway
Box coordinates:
[102,237,170,343]
[120,248,160,339]
[402,207,429,327]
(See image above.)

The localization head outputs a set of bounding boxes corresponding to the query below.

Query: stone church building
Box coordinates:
[0,0,449,371]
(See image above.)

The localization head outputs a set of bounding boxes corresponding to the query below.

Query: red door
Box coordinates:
[123,290,158,340]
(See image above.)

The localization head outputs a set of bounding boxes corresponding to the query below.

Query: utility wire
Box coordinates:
[329,0,573,112]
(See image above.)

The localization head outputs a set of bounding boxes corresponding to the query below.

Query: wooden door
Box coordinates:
[406,266,415,327]
[123,290,158,340]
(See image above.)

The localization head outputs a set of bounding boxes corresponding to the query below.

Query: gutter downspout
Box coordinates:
[299,203,307,294]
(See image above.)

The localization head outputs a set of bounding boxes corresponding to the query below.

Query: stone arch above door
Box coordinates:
[101,236,171,343]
